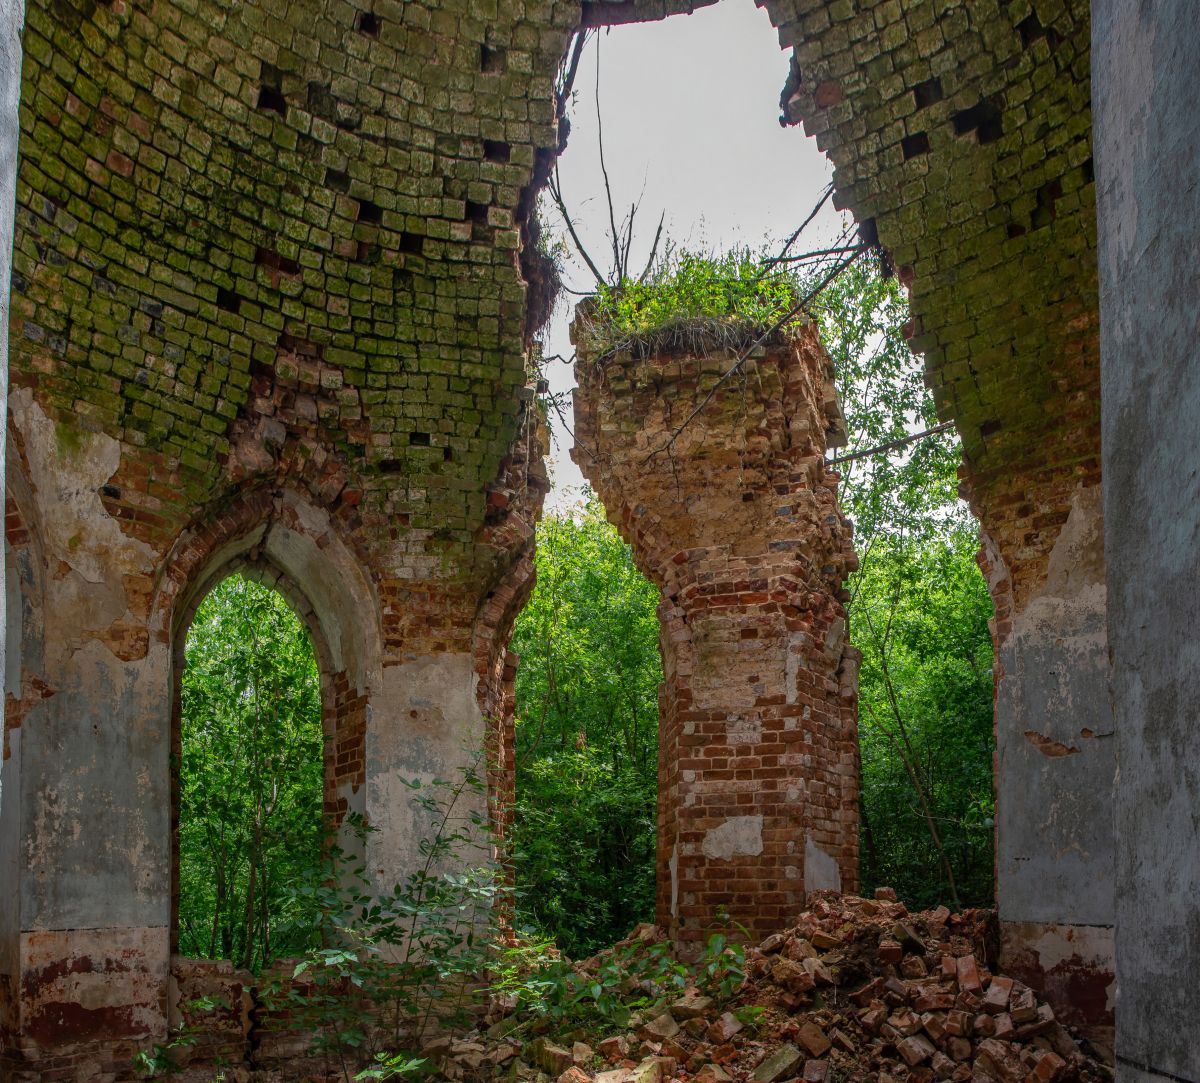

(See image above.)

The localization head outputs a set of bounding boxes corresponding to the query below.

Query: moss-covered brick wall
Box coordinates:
[10,0,567,588]
[760,0,1098,608]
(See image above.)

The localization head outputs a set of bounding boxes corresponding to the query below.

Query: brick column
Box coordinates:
[572,322,859,949]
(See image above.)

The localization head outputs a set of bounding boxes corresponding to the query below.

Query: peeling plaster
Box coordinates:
[669,841,679,917]
[701,815,764,861]
[995,483,1114,931]
[804,831,842,893]
[9,389,154,587]
[1023,730,1080,757]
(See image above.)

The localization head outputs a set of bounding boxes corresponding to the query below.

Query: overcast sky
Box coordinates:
[537,1,850,509]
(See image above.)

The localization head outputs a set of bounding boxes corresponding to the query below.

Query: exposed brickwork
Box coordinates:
[326,669,368,821]
[473,399,550,826]
[10,0,567,582]
[572,323,859,950]
[2,0,1114,1068]
[167,957,254,1071]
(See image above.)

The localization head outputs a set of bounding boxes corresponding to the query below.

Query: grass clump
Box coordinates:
[576,247,808,360]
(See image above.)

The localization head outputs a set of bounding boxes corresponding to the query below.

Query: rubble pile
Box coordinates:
[429,891,1111,1083]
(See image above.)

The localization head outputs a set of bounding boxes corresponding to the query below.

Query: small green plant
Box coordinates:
[132,997,226,1080]
[354,1052,428,1081]
[265,761,507,1082]
[577,246,807,359]
[697,928,748,1003]
[506,918,747,1038]
[733,1004,767,1030]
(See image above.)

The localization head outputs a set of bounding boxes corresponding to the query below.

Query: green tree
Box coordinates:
[178,573,325,971]
[852,530,995,908]
[509,499,663,957]
[816,262,995,908]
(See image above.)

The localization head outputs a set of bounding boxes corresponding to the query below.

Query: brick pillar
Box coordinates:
[572,321,859,949]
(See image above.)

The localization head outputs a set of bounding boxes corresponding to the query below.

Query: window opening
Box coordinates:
[176,572,325,971]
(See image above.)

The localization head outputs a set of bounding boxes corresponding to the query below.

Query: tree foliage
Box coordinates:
[816,262,995,908]
[853,531,995,909]
[509,502,662,957]
[177,573,325,971]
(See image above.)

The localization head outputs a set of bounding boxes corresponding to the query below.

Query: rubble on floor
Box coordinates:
[427,891,1111,1083]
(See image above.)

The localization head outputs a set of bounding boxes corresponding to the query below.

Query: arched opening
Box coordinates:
[514,0,997,954]
[171,563,332,971]
[508,497,663,957]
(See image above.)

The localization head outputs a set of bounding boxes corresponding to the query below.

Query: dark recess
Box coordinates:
[256,85,287,116]
[483,140,511,163]
[399,232,424,255]
[913,77,943,110]
[1017,12,1060,51]
[1031,178,1063,230]
[480,44,506,73]
[355,10,380,36]
[902,132,931,159]
[216,287,242,314]
[255,246,301,276]
[357,200,383,224]
[953,98,1004,144]
[410,432,431,446]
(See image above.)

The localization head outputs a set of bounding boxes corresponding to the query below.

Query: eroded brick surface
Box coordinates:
[573,324,859,948]
[2,0,1115,1069]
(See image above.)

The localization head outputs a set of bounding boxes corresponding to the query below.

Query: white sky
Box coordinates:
[537,0,851,509]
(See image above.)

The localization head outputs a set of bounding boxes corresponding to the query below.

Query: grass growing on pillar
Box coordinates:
[574,247,810,361]
[177,573,325,971]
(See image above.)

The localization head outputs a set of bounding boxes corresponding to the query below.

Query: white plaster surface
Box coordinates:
[366,653,489,893]
[701,815,764,860]
[804,831,842,893]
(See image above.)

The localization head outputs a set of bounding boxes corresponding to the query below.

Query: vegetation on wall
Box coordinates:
[575,246,808,358]
[177,573,325,971]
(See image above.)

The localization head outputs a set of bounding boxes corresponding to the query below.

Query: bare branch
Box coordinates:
[548,165,607,287]
[555,29,589,116]
[771,243,864,265]
[593,37,622,282]
[636,211,666,284]
[764,181,835,268]
[828,421,955,466]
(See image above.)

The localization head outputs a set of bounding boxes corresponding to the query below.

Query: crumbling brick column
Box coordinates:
[572,321,859,948]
